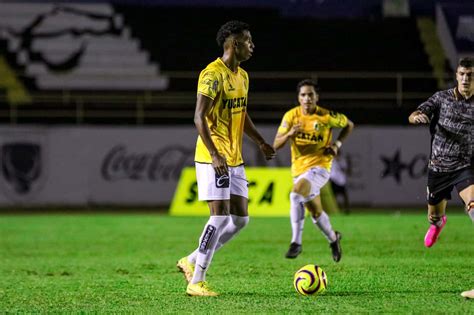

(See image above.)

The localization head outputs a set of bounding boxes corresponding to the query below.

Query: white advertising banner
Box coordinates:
[84,127,196,205]
[342,127,433,206]
[0,127,89,205]
[0,125,463,207]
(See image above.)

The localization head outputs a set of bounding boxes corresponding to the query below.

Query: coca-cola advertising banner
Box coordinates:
[0,125,462,207]
[87,127,197,205]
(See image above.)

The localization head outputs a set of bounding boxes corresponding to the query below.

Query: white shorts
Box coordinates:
[195,163,248,201]
[293,166,330,203]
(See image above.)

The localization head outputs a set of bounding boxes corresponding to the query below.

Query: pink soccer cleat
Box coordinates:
[424,216,447,248]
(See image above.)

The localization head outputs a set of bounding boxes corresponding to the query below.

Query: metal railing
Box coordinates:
[0,71,452,124]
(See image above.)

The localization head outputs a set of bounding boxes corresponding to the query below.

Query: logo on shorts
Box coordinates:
[215,173,229,188]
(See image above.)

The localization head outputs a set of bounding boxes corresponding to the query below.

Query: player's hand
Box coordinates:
[413,113,430,124]
[323,144,338,156]
[287,123,301,137]
[259,142,276,160]
[211,152,228,176]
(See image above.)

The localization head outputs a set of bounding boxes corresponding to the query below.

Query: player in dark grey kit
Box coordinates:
[409,57,473,247]
[409,57,473,297]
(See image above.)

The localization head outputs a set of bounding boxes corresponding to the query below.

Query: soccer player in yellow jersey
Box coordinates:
[273,79,354,261]
[177,20,275,297]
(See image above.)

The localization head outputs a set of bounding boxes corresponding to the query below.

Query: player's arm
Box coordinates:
[336,118,354,145]
[273,123,301,150]
[244,112,276,160]
[325,118,354,156]
[409,93,439,124]
[408,110,430,124]
[194,94,228,175]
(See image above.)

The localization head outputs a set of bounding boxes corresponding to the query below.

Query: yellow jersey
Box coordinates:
[277,105,348,177]
[194,58,249,166]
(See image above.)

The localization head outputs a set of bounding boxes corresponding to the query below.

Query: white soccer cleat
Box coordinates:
[461,289,474,299]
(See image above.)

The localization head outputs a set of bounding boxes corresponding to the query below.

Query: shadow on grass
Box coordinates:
[328,289,463,296]
[219,289,464,298]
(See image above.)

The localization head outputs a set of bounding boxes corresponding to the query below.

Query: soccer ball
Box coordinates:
[293,264,328,296]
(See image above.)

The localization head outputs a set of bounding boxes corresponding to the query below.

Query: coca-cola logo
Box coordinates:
[101,145,194,181]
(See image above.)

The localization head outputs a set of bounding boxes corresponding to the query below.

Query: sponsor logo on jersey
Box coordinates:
[296,132,323,143]
[222,97,247,109]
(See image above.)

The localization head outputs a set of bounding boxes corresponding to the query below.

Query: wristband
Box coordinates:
[335,140,342,149]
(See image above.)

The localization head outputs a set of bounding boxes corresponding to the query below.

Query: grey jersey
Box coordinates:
[417,88,473,172]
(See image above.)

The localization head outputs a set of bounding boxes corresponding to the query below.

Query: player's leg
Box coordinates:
[213,195,249,250]
[214,166,250,250]
[305,195,342,262]
[302,167,342,262]
[457,183,474,222]
[188,200,230,284]
[331,181,349,214]
[183,200,230,296]
[178,163,231,296]
[341,186,350,214]
[284,178,310,258]
[424,170,452,247]
[188,167,249,256]
[424,200,448,248]
[186,200,230,296]
[183,203,248,274]
[457,182,474,298]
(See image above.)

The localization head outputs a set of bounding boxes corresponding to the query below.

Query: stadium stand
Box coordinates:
[417,17,450,88]
[0,55,31,105]
[0,2,452,125]
[116,5,441,123]
[0,3,168,91]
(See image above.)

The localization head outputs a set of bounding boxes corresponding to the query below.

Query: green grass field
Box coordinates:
[1,212,473,313]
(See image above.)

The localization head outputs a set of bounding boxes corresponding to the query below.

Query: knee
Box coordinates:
[290,192,305,204]
[209,201,230,215]
[232,215,249,230]
[311,208,323,218]
[291,187,308,198]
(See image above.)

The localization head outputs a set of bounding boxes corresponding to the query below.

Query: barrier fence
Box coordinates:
[0,125,462,209]
[0,71,453,124]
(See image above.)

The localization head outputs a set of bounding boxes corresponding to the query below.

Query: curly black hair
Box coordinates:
[216,20,250,47]
[458,57,473,68]
[296,79,320,94]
